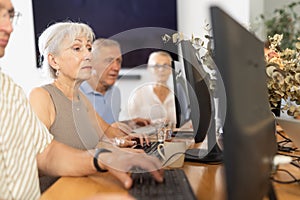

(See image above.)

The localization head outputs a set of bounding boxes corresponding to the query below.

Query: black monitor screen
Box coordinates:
[211,6,277,200]
[179,40,212,143]
[32,0,177,68]
[176,40,223,164]
[172,60,191,129]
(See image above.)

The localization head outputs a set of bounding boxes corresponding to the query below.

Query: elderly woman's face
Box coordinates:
[148,54,172,83]
[54,36,92,81]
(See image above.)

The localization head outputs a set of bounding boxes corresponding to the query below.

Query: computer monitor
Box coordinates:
[172,60,191,128]
[173,40,223,163]
[211,6,278,200]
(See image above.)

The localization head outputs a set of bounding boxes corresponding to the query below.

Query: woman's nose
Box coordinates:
[84,51,92,61]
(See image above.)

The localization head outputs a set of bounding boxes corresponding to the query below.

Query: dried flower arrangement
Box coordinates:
[266,34,300,116]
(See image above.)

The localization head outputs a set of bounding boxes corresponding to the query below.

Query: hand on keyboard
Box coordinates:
[98,146,164,189]
[129,169,196,200]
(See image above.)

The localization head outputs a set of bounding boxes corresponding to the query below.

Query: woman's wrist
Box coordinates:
[103,124,111,134]
[93,148,112,172]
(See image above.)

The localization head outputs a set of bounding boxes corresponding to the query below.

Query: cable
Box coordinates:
[291,161,300,169]
[273,155,292,166]
[162,152,185,167]
[271,169,300,184]
[277,144,297,153]
[276,131,292,142]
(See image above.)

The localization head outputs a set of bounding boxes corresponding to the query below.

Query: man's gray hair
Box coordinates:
[92,38,121,60]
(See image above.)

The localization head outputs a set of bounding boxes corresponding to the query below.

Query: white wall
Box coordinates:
[264,0,299,16]
[177,0,252,40]
[0,0,44,96]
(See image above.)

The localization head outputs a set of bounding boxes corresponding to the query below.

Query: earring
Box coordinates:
[55,69,60,77]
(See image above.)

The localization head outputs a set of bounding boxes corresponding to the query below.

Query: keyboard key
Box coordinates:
[129,169,196,200]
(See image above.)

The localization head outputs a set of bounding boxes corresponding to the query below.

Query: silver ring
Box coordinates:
[114,137,125,146]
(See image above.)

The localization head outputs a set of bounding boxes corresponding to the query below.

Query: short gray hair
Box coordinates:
[92,38,121,61]
[38,21,95,78]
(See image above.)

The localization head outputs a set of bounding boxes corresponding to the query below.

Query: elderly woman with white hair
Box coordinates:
[128,51,176,124]
[29,21,144,192]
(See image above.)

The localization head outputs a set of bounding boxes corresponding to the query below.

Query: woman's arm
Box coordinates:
[37,140,163,189]
[29,87,56,129]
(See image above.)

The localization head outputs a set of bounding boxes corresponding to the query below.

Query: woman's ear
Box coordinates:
[48,54,59,70]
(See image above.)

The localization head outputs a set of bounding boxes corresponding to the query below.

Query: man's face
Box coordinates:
[0,0,14,58]
[93,45,122,87]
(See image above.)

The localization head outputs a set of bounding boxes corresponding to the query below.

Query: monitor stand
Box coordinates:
[184,119,223,164]
[185,143,223,163]
[267,181,278,200]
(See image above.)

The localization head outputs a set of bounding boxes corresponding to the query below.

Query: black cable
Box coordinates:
[291,161,300,169]
[162,152,185,167]
[276,130,292,142]
[277,144,297,153]
[271,169,300,184]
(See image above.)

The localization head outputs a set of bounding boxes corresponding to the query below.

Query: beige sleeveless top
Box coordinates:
[43,84,100,149]
[40,84,100,192]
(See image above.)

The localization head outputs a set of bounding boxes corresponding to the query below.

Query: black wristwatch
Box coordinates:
[93,148,112,172]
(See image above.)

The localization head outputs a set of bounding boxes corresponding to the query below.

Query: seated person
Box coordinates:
[127,51,176,125]
[80,38,150,130]
[29,22,144,192]
[0,1,163,199]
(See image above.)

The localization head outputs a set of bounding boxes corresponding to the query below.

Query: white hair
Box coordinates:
[147,51,172,66]
[38,21,95,78]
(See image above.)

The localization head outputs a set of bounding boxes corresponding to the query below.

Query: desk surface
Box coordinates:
[40,162,226,200]
[40,140,300,200]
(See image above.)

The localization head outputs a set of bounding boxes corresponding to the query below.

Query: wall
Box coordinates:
[177,0,251,40]
[0,0,44,96]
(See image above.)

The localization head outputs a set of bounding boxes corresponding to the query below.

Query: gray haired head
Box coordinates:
[38,21,95,78]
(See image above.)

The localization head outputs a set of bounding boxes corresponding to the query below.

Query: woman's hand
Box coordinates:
[111,133,150,148]
[106,123,150,147]
[97,147,164,189]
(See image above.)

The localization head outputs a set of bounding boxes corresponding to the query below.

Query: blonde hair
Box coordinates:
[38,21,95,78]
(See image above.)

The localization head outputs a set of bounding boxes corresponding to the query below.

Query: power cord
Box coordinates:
[276,131,297,153]
[271,169,300,184]
[162,152,185,167]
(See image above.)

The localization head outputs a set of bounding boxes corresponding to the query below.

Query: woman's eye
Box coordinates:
[87,47,92,52]
[72,47,82,52]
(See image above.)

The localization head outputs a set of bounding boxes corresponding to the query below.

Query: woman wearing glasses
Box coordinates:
[128,51,176,124]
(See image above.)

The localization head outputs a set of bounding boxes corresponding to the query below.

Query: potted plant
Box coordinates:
[259,1,300,49]
[266,34,300,117]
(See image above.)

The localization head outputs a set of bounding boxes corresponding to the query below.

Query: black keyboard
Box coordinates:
[143,141,161,154]
[129,169,197,200]
[134,141,162,155]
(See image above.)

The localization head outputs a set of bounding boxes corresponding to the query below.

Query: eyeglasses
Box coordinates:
[0,8,21,26]
[149,64,171,69]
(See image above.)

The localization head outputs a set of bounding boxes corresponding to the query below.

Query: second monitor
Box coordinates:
[172,40,223,163]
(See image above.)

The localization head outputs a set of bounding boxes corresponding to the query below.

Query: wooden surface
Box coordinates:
[40,134,300,200]
[40,160,300,200]
[40,162,226,200]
